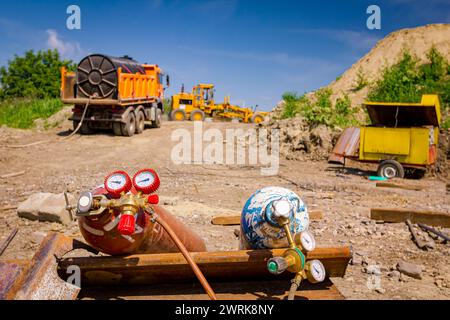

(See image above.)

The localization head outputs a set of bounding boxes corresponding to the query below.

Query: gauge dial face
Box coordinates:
[307,260,326,283]
[132,169,160,194]
[104,171,131,196]
[299,230,316,252]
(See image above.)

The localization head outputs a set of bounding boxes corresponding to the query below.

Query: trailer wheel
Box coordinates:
[170,109,186,121]
[150,108,162,128]
[190,109,205,121]
[121,112,136,137]
[136,111,145,134]
[251,113,265,124]
[377,160,405,179]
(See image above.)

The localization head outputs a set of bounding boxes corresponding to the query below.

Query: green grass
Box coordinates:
[0,98,63,129]
[280,88,358,128]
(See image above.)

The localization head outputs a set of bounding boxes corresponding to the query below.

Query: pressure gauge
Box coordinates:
[104,170,132,197]
[132,168,160,194]
[295,230,316,252]
[305,260,326,284]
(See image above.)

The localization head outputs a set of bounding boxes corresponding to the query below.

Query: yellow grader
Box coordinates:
[170,84,269,123]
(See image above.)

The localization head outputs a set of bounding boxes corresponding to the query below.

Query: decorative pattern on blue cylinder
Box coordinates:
[240,186,309,249]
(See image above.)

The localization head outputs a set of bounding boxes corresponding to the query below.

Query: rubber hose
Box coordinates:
[288,281,299,300]
[154,214,218,300]
[63,99,91,139]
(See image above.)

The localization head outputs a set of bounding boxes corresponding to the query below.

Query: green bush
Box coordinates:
[368,47,449,127]
[280,88,357,127]
[353,68,368,91]
[302,88,333,126]
[0,98,63,129]
[0,49,75,100]
[281,92,302,119]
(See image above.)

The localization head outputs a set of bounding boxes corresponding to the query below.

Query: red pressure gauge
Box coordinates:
[104,170,132,198]
[132,168,160,194]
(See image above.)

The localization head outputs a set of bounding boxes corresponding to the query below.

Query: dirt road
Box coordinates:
[0,119,449,300]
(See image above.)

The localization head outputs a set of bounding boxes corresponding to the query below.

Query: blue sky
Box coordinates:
[0,0,449,110]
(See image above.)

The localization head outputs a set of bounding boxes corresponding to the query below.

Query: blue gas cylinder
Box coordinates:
[240,186,309,249]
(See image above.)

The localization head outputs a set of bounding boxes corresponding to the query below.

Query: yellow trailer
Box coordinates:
[329,94,441,179]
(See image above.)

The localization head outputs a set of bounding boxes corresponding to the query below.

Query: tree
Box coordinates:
[0,49,76,100]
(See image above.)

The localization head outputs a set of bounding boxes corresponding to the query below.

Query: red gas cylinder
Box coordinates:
[78,185,206,255]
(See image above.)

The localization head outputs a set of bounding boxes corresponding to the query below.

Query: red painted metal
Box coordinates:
[328,127,360,164]
[132,168,160,194]
[104,170,132,198]
[78,186,206,256]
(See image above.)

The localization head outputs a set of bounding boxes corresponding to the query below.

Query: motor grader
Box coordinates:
[170,84,268,124]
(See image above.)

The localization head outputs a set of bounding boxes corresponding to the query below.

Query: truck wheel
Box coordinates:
[121,112,136,137]
[251,113,265,124]
[377,160,405,179]
[150,108,162,128]
[136,111,145,133]
[190,109,205,121]
[112,122,122,136]
[170,109,186,121]
[73,120,93,135]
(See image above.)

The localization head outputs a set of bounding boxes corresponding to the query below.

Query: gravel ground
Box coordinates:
[0,120,449,299]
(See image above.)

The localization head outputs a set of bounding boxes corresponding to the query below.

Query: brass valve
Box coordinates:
[265,200,326,299]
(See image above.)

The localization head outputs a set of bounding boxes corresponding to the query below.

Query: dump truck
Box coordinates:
[329,94,441,179]
[61,54,169,136]
[170,83,268,123]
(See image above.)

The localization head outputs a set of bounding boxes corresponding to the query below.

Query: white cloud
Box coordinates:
[177,45,340,69]
[46,29,85,60]
[288,28,381,51]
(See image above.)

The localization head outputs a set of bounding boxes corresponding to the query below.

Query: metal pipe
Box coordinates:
[154,214,217,300]
[0,228,18,257]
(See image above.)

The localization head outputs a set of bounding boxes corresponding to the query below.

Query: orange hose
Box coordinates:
[154,214,218,300]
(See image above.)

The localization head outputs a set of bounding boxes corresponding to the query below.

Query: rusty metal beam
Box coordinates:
[0,260,30,300]
[58,246,351,287]
[78,278,345,300]
[211,210,324,226]
[2,233,81,300]
[371,208,450,228]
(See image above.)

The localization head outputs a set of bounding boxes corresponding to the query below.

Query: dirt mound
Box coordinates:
[33,106,72,130]
[328,24,450,107]
[265,116,341,161]
[269,24,450,162]
[436,130,450,178]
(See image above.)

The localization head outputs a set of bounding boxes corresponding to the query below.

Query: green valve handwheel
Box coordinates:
[267,256,289,275]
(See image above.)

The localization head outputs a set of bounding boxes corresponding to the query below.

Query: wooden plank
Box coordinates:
[78,278,344,300]
[0,171,25,179]
[211,210,324,226]
[371,208,450,228]
[211,215,240,225]
[0,205,17,211]
[58,246,350,287]
[376,182,424,191]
